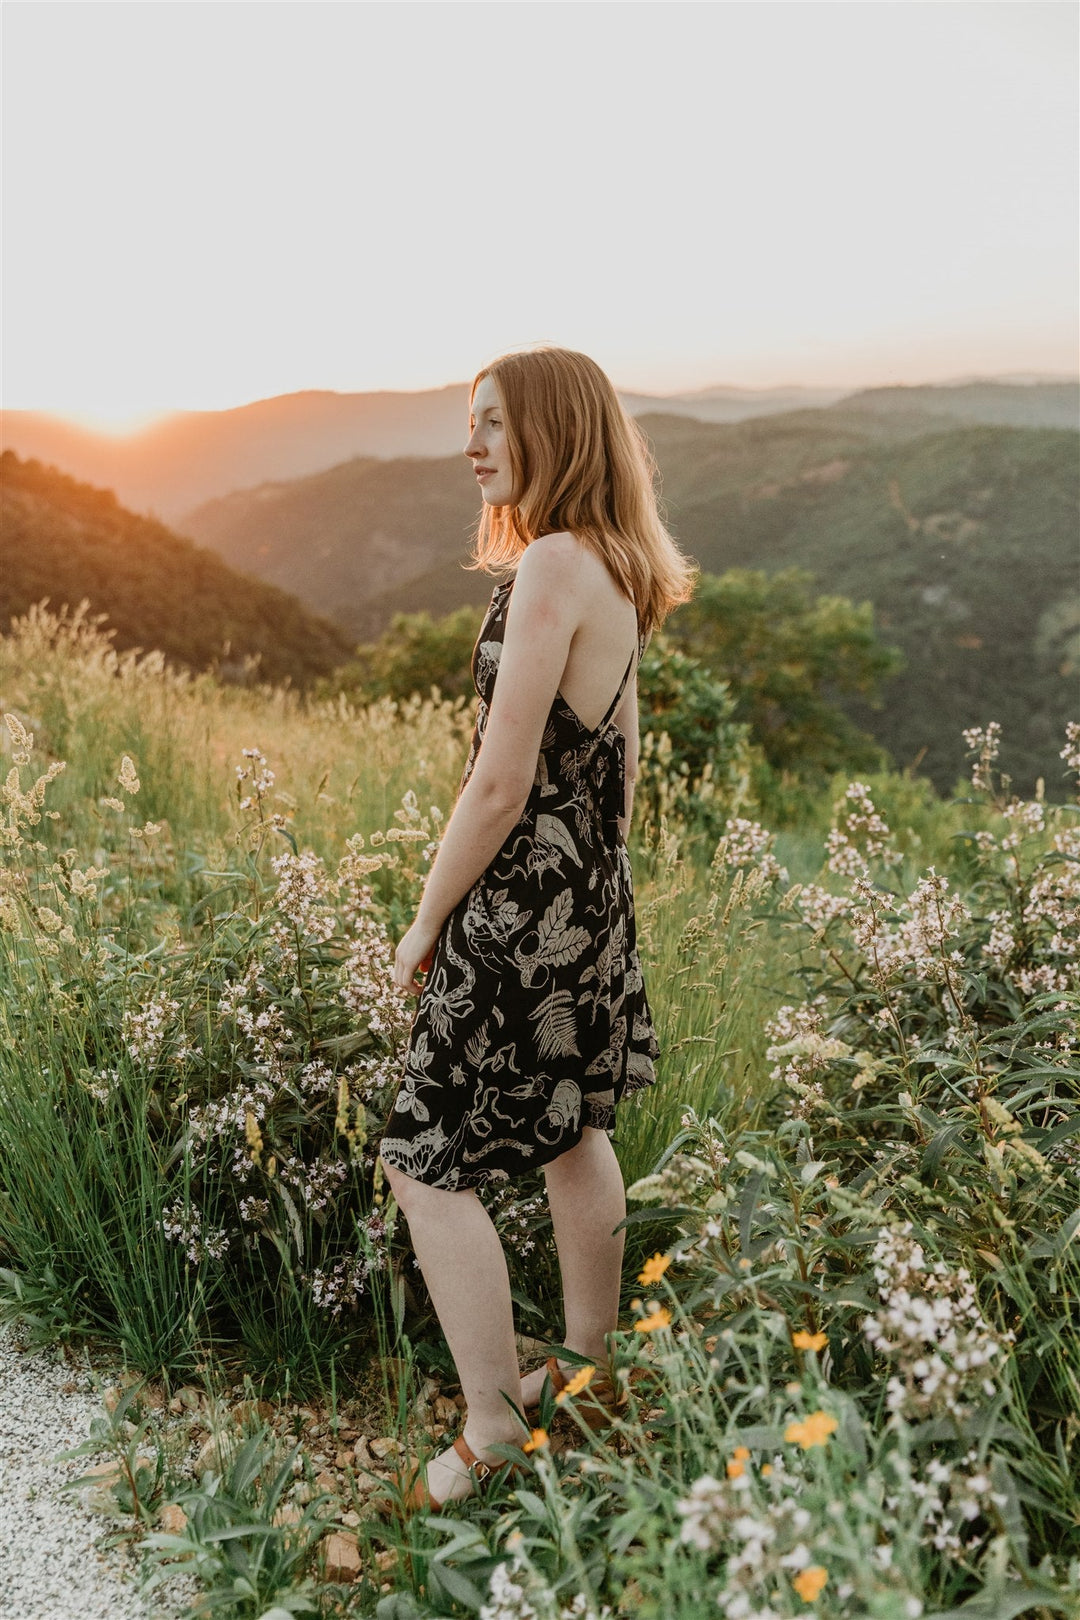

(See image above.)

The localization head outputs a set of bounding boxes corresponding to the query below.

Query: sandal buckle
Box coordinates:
[472,1460,491,1481]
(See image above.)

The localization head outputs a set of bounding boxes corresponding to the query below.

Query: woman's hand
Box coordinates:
[393,917,441,995]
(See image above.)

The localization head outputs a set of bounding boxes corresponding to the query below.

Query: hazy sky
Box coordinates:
[3,1,1077,425]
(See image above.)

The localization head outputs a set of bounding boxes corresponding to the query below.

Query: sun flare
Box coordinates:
[50,406,176,438]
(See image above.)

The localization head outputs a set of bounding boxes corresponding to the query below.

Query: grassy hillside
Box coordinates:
[181,454,482,641]
[0,452,354,686]
[182,408,1079,793]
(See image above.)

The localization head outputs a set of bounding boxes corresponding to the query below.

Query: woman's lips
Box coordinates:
[476,470,496,482]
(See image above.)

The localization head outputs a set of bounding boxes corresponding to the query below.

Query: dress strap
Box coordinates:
[597,646,637,735]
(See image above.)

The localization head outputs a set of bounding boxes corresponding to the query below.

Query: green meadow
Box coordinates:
[1,605,1077,1619]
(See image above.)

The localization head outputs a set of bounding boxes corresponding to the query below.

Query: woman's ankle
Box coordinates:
[462,1419,523,1461]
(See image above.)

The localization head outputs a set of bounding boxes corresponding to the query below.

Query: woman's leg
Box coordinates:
[380,1156,523,1503]
[521,1126,627,1406]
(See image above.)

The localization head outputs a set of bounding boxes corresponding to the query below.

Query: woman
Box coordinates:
[379,345,696,1511]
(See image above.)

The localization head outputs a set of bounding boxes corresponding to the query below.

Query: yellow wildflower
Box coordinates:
[554,1365,595,1405]
[523,1428,548,1453]
[638,1252,671,1287]
[761,1463,773,1477]
[634,1305,672,1334]
[785,1411,838,1450]
[792,1330,828,1352]
[793,1566,828,1603]
[335,1075,351,1138]
[726,1446,751,1479]
[244,1110,263,1168]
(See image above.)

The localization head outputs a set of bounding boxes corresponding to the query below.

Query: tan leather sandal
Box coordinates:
[528,1355,629,1431]
[373,1433,522,1519]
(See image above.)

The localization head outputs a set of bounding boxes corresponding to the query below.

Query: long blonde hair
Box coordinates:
[465,345,696,636]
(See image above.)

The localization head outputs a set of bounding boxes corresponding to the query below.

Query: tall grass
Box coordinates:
[2,607,1077,1618]
[0,606,789,1380]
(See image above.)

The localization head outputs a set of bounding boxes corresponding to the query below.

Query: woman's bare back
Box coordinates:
[534,538,641,736]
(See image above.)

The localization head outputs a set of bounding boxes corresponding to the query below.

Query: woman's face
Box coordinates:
[464,375,516,506]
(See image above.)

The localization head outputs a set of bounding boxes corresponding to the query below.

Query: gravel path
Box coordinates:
[0,1325,192,1620]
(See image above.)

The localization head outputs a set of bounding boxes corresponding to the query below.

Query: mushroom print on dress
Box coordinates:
[380,574,661,1190]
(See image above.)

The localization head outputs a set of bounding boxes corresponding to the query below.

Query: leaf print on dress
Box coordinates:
[534,813,583,870]
[379,573,661,1192]
[515,888,592,989]
[392,1068,431,1121]
[394,1028,435,1118]
[476,888,530,949]
[529,986,581,1061]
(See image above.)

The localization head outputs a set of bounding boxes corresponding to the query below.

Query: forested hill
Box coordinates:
[640,410,1078,790]
[180,408,1079,793]
[0,452,354,686]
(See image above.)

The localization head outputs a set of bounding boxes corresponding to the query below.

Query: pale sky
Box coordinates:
[3,1,1077,426]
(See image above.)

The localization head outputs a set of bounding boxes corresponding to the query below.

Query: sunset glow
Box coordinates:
[43,407,179,439]
[3,2,1076,421]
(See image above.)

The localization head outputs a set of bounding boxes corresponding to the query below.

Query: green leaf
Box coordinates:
[1025,1208,1080,1261]
[924,1584,1076,1619]
[921,1123,966,1179]
[201,1522,277,1543]
[429,1559,486,1608]
[614,1206,695,1229]
[510,1487,548,1517]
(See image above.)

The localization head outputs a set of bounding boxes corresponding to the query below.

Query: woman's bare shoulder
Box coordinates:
[519,532,625,597]
[517,531,587,579]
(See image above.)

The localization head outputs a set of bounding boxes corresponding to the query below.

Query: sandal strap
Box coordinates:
[545,1355,619,1401]
[545,1355,570,1395]
[453,1433,491,1481]
[383,1436,520,1518]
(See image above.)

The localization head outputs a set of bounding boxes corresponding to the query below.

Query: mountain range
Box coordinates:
[2,375,1074,522]
[178,391,1079,793]
[3,375,1077,794]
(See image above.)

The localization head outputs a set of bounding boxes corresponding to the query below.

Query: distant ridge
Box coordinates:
[180,406,1079,794]
[4,374,1072,522]
[841,380,1079,431]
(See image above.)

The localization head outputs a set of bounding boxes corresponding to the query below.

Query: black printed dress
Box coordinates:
[379,573,661,1190]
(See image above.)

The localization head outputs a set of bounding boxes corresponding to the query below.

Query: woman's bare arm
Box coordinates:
[409,536,585,937]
